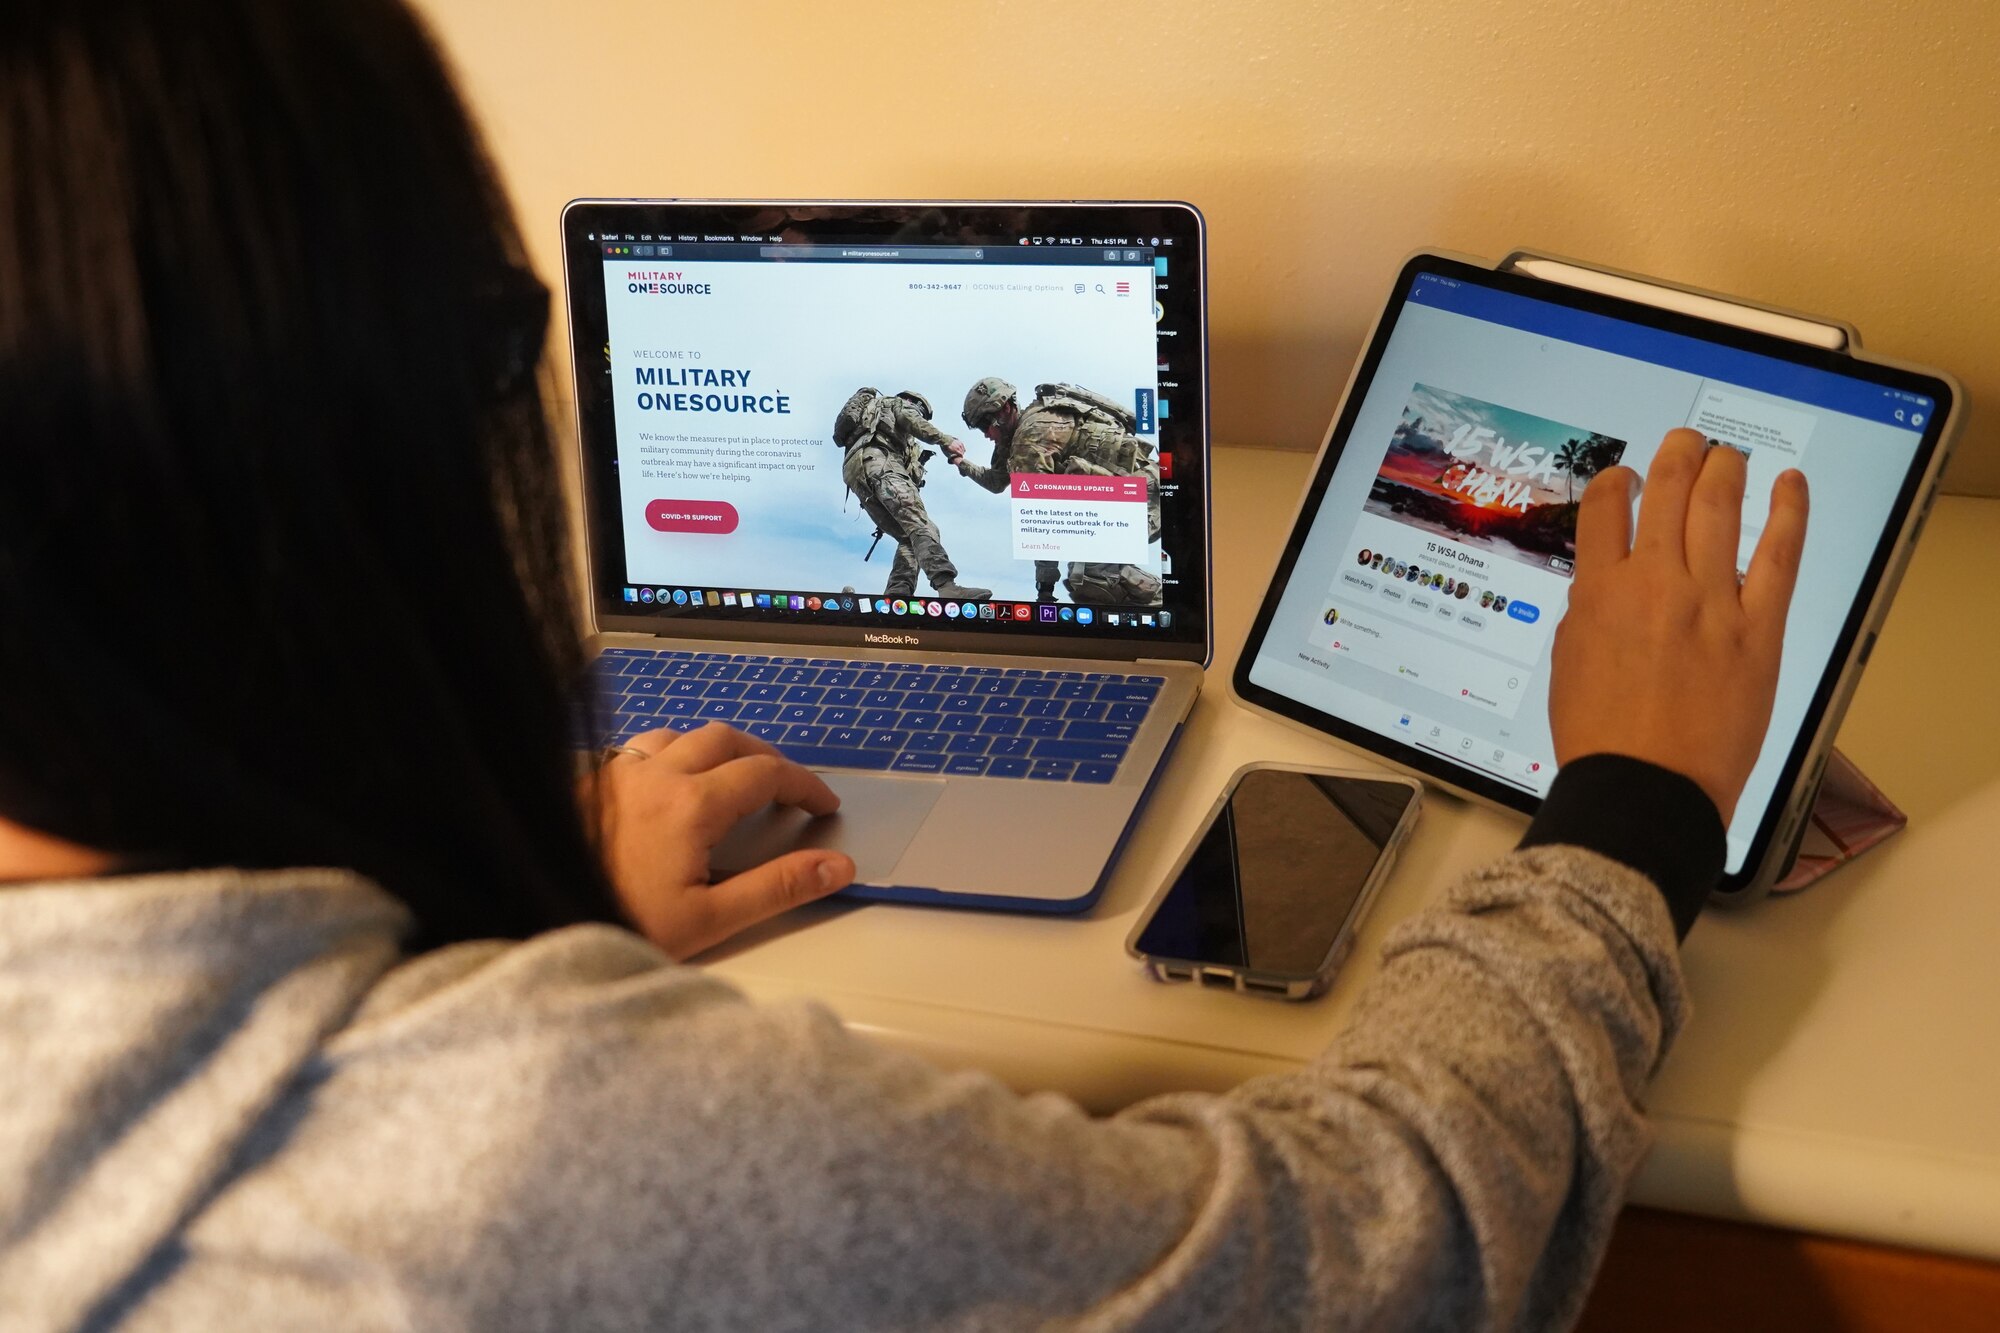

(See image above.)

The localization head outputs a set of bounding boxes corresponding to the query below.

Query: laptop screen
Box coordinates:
[563,202,1209,661]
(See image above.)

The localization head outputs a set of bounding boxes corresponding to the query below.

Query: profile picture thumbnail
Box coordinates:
[1357,549,1373,565]
[1371,553,1386,571]
[1323,606,1340,625]
[1455,583,1470,600]
[1480,590,1495,608]
[1492,593,1509,613]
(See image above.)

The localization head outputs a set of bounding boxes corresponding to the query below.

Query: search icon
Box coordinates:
[1094,283,1106,294]
[1894,409,1905,421]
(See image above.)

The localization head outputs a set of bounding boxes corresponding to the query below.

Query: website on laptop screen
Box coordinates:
[584,227,1200,640]
[1246,268,1935,873]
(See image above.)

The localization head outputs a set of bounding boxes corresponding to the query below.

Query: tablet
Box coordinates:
[1234,251,1961,901]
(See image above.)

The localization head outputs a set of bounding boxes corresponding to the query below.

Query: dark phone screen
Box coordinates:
[1134,771,1414,974]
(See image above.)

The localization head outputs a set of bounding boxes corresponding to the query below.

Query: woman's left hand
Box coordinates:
[589,723,855,959]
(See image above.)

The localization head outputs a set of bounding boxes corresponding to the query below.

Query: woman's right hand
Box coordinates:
[1548,428,1810,824]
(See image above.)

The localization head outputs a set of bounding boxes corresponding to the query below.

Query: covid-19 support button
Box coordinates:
[645,499,739,534]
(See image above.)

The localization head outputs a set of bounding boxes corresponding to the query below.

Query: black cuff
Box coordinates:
[1518,754,1726,941]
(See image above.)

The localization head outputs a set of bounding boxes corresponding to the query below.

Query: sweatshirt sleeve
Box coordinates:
[298,835,1692,1333]
[233,754,1724,1333]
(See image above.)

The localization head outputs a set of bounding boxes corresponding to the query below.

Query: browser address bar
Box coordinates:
[758,245,987,261]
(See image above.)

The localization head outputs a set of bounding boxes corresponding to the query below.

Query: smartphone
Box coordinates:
[1126,763,1422,1000]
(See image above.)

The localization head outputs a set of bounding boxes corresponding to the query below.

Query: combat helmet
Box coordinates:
[895,390,933,419]
[961,376,1018,429]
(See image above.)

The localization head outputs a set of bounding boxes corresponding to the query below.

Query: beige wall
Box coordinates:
[415,0,2000,496]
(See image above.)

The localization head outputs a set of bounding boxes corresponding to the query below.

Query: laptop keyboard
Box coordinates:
[585,648,1162,783]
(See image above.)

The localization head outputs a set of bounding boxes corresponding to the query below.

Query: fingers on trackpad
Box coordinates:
[709,772,942,884]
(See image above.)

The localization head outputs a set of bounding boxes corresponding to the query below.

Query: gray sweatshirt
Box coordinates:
[0,838,1688,1332]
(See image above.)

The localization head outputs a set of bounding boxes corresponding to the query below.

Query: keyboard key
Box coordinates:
[1044,670,1083,679]
[785,724,829,745]
[826,727,867,748]
[664,716,706,733]
[737,702,781,722]
[901,711,943,732]
[777,667,820,685]
[739,664,781,682]
[903,731,949,753]
[861,690,902,710]
[817,669,857,687]
[1054,681,1094,700]
[1073,762,1117,784]
[973,678,1010,696]
[1063,721,1140,743]
[978,716,1024,736]
[1063,700,1106,720]
[1022,698,1064,718]
[963,666,1000,676]
[1106,703,1149,723]
[1031,739,1129,763]
[941,695,982,713]
[1021,717,1064,737]
[660,696,702,716]
[1095,683,1160,703]
[745,721,788,742]
[978,696,1024,716]
[742,683,784,702]
[664,660,704,678]
[665,679,703,698]
[938,676,975,694]
[778,704,821,725]
[697,663,742,680]
[858,709,899,729]
[1011,679,1056,697]
[944,755,990,776]
[987,737,1032,757]
[628,678,670,697]
[622,695,663,715]
[707,682,746,700]
[1000,667,1044,677]
[945,734,989,755]
[892,673,933,692]
[1131,675,1166,685]
[821,688,865,707]
[856,671,895,690]
[988,757,1031,779]
[696,701,740,720]
[937,714,980,734]
[1029,760,1075,781]
[891,752,947,774]
[772,745,892,771]
[781,686,825,705]
[903,692,944,711]
[862,730,907,750]
[819,707,861,728]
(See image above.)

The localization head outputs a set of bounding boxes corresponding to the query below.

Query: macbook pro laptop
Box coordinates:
[560,200,1211,912]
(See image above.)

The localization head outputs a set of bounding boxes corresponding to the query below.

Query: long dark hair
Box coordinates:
[0,0,621,947]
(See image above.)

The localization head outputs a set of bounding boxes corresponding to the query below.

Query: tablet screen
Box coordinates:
[1240,258,1947,878]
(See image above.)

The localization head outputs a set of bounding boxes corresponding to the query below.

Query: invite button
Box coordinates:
[645,498,739,534]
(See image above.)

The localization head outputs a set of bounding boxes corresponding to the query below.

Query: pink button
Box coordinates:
[645,499,739,534]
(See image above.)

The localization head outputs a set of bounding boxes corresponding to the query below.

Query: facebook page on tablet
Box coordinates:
[1247,270,1932,872]
[596,237,1189,628]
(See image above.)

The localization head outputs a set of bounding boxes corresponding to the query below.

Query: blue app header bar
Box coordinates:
[1408,272,1932,433]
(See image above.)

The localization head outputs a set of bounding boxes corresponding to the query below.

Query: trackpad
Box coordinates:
[709,772,942,885]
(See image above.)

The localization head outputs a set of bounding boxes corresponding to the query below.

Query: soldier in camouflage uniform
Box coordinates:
[949,377,1163,605]
[836,388,989,602]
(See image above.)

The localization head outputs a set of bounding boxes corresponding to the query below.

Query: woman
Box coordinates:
[0,2,1806,1329]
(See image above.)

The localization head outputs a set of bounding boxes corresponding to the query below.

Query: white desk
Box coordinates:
[708,446,2000,1262]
